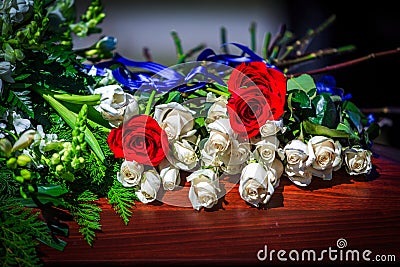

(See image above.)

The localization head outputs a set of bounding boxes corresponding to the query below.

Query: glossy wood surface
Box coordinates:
[39,144,400,266]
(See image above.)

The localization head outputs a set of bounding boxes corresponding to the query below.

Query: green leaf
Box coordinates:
[61,101,111,130]
[3,90,34,118]
[336,119,360,141]
[39,92,106,162]
[309,93,337,128]
[345,110,362,133]
[289,90,312,109]
[37,184,68,197]
[13,73,31,81]
[366,121,381,141]
[214,83,229,93]
[287,74,316,97]
[342,100,363,115]
[303,120,350,138]
[37,236,67,251]
[195,117,205,128]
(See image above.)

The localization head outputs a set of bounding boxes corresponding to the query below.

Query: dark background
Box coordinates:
[286,0,400,148]
[75,0,400,148]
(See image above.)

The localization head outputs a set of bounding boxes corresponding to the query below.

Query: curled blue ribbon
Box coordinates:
[84,53,227,93]
[197,42,281,73]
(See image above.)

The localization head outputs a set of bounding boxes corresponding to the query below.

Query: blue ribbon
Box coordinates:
[197,42,281,71]
[84,53,227,93]
[316,75,352,101]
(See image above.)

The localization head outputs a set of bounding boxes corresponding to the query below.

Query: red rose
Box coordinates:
[227,86,272,138]
[227,62,287,137]
[122,114,169,166]
[107,125,124,158]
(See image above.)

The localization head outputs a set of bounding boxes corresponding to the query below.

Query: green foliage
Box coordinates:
[0,200,51,267]
[66,191,102,246]
[0,167,19,197]
[1,89,34,118]
[108,181,138,225]
[287,74,316,96]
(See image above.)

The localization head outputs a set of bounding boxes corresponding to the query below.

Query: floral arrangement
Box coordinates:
[0,0,398,265]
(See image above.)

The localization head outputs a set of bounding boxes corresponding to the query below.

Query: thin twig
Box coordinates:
[297,14,336,55]
[288,47,400,78]
[178,43,207,63]
[267,24,286,57]
[276,45,355,68]
[280,14,336,60]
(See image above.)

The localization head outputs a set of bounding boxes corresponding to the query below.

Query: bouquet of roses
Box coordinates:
[96,50,378,210]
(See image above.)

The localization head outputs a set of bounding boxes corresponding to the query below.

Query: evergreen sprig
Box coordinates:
[0,199,51,267]
[108,181,138,225]
[65,190,102,246]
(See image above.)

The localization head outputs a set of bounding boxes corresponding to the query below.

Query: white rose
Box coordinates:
[169,139,198,171]
[200,148,222,168]
[136,170,161,204]
[94,84,138,127]
[259,119,285,137]
[253,136,279,168]
[187,169,220,210]
[221,140,250,166]
[343,147,372,175]
[203,118,236,155]
[154,102,196,141]
[220,140,251,175]
[283,139,313,187]
[270,158,284,188]
[117,160,144,187]
[205,93,228,123]
[239,162,275,207]
[306,136,342,180]
[159,160,181,191]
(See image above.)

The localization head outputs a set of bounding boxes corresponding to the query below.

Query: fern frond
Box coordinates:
[108,181,137,225]
[66,190,102,246]
[0,200,52,267]
[2,89,34,118]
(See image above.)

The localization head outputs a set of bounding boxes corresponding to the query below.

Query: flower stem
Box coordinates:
[263,32,271,59]
[0,128,18,141]
[221,27,228,53]
[145,90,157,116]
[205,87,230,97]
[249,22,257,52]
[171,31,184,61]
[178,43,206,64]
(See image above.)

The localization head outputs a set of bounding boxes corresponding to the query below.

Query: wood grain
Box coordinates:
[38,144,400,266]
